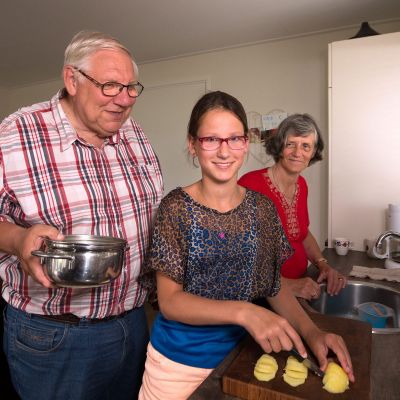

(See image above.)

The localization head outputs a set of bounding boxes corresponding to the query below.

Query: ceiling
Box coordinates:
[1,0,400,88]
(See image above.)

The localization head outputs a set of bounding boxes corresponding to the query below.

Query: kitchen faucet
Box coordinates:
[374,230,400,257]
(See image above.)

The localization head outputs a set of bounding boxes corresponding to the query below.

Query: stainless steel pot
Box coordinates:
[32,235,127,288]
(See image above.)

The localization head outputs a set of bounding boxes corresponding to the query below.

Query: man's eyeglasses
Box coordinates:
[197,136,248,151]
[75,68,144,98]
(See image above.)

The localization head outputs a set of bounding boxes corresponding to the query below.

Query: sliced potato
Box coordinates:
[253,354,278,382]
[283,356,308,387]
[285,356,308,373]
[283,369,307,379]
[283,374,306,387]
[254,369,276,382]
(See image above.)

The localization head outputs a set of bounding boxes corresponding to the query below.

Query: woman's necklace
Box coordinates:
[194,180,243,240]
[270,166,297,205]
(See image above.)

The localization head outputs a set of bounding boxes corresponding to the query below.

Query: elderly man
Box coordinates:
[0,31,163,399]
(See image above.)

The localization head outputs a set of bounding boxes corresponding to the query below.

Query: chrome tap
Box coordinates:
[373,231,400,258]
[375,231,400,249]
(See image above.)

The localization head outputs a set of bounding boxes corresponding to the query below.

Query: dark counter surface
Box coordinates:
[189,249,400,400]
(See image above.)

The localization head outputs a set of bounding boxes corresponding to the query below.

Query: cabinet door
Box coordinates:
[328,32,400,250]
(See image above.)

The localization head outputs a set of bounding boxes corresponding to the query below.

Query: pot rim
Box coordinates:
[44,234,127,251]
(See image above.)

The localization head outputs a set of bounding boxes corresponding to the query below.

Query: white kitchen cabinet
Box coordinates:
[328,32,400,250]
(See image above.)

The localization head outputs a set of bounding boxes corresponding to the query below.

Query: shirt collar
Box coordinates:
[52,90,123,152]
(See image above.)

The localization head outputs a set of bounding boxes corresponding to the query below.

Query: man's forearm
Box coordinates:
[0,221,24,255]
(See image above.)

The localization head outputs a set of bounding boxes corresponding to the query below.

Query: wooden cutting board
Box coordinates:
[222,313,371,400]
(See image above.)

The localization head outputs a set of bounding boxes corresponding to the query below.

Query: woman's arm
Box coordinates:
[303,230,346,295]
[157,272,354,382]
[267,279,354,382]
[281,276,320,300]
[156,271,306,357]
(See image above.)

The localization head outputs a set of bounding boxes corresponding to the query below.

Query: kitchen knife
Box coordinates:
[289,348,325,378]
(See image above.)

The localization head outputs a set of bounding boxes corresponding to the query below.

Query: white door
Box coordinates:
[132,80,207,195]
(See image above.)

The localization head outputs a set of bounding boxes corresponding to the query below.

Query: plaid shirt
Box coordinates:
[0,91,163,317]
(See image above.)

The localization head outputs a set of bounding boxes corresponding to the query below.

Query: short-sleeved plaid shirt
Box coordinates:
[0,91,163,318]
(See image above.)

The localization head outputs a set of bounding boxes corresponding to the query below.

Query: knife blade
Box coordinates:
[289,348,325,378]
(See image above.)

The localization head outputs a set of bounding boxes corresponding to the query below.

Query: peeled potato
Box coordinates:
[322,362,349,394]
[283,356,308,387]
[254,354,278,381]
[283,369,306,379]
[285,356,308,373]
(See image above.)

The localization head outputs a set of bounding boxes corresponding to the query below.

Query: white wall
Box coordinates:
[134,20,400,247]
[2,20,400,248]
[0,87,10,118]
[6,80,61,116]
[133,79,207,193]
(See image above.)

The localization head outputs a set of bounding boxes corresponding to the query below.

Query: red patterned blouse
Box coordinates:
[238,168,309,278]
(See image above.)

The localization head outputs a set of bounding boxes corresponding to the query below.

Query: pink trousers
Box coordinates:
[138,342,213,400]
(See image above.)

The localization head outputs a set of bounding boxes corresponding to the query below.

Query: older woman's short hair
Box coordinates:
[63,30,139,78]
[265,113,324,165]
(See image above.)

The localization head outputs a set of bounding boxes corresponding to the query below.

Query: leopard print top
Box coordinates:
[141,187,293,301]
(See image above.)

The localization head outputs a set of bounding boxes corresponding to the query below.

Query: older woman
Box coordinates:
[239,113,346,300]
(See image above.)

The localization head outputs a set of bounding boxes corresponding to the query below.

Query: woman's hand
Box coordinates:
[239,303,307,357]
[303,231,346,296]
[282,276,320,300]
[316,262,346,296]
[269,278,354,383]
[304,327,355,383]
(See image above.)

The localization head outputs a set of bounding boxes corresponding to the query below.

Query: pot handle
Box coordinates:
[31,250,75,261]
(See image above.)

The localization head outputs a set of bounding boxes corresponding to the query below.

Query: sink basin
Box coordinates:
[307,280,400,334]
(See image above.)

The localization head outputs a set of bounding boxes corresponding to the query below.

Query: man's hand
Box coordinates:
[15,224,63,288]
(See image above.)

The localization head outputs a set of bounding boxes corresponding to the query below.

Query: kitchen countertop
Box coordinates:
[189,249,400,400]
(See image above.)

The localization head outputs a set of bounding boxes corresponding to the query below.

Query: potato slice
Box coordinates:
[285,356,308,373]
[283,374,306,387]
[254,354,278,382]
[283,356,308,387]
[283,369,307,379]
[322,362,349,394]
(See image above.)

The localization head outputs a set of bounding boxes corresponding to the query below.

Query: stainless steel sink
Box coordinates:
[307,280,400,334]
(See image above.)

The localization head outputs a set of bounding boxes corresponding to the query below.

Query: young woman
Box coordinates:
[139,92,354,400]
[239,114,346,300]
